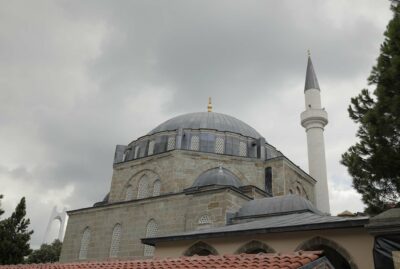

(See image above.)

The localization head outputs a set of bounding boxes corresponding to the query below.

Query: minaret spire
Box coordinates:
[305,52,320,91]
[300,53,330,214]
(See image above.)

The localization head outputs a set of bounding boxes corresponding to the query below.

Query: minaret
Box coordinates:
[300,52,330,214]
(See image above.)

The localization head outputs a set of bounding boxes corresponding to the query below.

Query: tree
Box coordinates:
[0,197,33,264]
[0,195,4,217]
[27,239,62,264]
[341,2,400,215]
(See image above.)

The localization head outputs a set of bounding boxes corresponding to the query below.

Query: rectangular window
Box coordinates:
[154,136,168,154]
[167,136,175,151]
[265,167,272,196]
[190,135,200,151]
[148,141,155,155]
[200,133,215,153]
[225,136,239,156]
[239,141,247,157]
[215,137,224,154]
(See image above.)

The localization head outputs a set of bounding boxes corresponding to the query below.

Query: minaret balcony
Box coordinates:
[300,109,328,129]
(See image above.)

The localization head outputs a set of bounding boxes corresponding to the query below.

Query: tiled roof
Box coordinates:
[0,252,323,269]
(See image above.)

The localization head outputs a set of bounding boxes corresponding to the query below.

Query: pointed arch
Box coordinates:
[109,223,122,257]
[125,185,134,201]
[137,175,149,199]
[183,241,218,256]
[295,236,358,269]
[152,179,161,196]
[78,227,91,260]
[144,219,158,256]
[235,240,276,254]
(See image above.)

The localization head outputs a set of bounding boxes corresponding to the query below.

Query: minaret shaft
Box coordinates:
[301,56,330,214]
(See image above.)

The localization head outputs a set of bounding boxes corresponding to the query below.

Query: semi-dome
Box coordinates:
[237,195,321,217]
[191,167,243,188]
[148,112,262,139]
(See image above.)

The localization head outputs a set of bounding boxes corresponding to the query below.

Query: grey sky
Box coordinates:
[0,0,392,248]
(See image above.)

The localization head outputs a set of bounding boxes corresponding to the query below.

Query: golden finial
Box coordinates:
[207,97,212,112]
[307,49,311,57]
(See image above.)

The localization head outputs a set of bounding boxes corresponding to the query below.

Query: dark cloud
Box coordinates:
[0,0,392,248]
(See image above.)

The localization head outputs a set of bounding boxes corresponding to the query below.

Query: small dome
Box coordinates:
[148,112,262,139]
[192,167,243,188]
[237,195,321,217]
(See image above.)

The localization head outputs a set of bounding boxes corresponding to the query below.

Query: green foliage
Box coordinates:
[0,197,33,264]
[341,4,400,215]
[0,195,4,217]
[27,239,62,264]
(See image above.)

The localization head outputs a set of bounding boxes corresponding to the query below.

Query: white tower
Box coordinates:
[300,53,330,214]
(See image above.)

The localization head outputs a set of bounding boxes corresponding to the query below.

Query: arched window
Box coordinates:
[167,136,175,151]
[296,186,302,195]
[148,141,155,156]
[153,180,161,196]
[198,215,212,225]
[123,149,130,161]
[79,227,91,260]
[137,175,149,199]
[125,185,134,201]
[239,141,247,157]
[144,219,158,256]
[134,147,140,159]
[184,241,218,256]
[296,236,356,269]
[215,137,224,154]
[235,240,275,254]
[190,135,200,151]
[109,224,122,258]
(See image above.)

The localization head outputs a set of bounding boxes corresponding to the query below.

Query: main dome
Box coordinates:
[148,112,262,139]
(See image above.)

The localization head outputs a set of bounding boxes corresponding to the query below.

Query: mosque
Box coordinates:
[58,56,396,269]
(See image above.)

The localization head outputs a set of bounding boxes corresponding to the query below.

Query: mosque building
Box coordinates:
[58,56,397,269]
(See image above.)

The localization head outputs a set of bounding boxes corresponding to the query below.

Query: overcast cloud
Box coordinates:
[0,0,393,248]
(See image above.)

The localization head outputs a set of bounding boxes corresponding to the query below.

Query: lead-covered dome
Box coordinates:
[148,112,262,139]
[237,195,321,217]
[191,167,243,188]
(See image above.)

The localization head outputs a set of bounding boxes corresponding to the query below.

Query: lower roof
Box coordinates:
[143,212,369,245]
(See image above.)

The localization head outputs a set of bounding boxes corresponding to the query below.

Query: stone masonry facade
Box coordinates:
[60,149,315,262]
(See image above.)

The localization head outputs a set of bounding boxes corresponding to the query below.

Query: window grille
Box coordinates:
[137,176,149,199]
[79,227,91,260]
[148,141,155,156]
[215,137,224,154]
[153,180,161,196]
[125,185,134,201]
[109,224,122,257]
[167,136,175,151]
[190,135,200,151]
[239,141,247,157]
[144,220,158,256]
[198,215,212,225]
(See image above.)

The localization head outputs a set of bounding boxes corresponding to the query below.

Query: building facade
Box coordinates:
[60,55,335,264]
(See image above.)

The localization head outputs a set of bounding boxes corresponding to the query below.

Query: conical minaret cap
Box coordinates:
[304,55,320,91]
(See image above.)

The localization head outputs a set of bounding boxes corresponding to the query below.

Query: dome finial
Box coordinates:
[307,49,311,57]
[207,97,212,112]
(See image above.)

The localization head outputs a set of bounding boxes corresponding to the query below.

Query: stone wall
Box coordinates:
[109,150,266,203]
[60,188,250,262]
[61,149,316,262]
[265,157,316,204]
